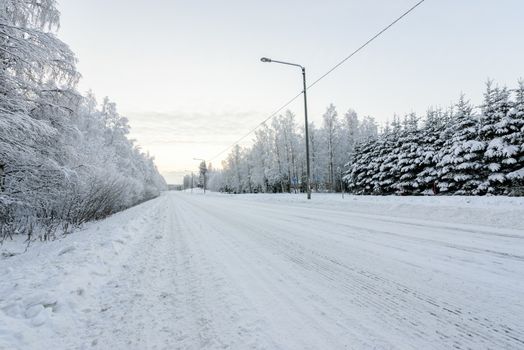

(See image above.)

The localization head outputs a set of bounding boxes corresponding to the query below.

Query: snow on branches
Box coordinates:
[207,108,379,194]
[346,81,524,196]
[210,80,524,197]
[0,0,166,241]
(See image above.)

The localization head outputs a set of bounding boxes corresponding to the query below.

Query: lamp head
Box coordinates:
[260,57,272,63]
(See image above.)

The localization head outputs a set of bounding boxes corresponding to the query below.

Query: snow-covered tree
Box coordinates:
[396,113,422,194]
[482,82,523,194]
[436,95,485,194]
[505,81,524,194]
[321,104,339,192]
[416,107,452,194]
[1,0,166,241]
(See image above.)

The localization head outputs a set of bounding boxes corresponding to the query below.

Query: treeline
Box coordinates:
[209,81,524,196]
[346,81,524,195]
[207,107,379,193]
[0,1,166,241]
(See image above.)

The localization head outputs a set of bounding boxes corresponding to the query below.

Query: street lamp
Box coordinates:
[260,57,311,199]
[193,158,207,194]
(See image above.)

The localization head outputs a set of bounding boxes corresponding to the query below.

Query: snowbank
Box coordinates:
[197,192,524,230]
[0,196,163,349]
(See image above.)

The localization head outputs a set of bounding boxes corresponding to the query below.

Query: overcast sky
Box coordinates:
[57,0,524,183]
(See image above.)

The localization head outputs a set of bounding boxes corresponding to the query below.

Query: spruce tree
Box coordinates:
[481,83,513,193]
[378,116,402,194]
[417,108,451,194]
[504,81,524,194]
[437,95,485,194]
[396,113,422,194]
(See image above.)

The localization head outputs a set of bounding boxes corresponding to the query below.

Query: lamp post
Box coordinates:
[193,158,207,194]
[260,57,311,199]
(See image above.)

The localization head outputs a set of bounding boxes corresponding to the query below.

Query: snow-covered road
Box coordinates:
[1,192,524,349]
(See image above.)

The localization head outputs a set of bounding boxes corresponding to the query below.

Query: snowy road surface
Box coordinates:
[1,192,524,349]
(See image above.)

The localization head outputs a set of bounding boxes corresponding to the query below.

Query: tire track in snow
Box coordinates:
[167,195,282,349]
[75,196,181,349]
[172,195,377,349]
[178,193,524,349]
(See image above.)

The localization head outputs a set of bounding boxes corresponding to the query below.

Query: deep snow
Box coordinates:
[1,192,523,349]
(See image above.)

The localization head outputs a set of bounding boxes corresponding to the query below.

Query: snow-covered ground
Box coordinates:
[1,192,524,349]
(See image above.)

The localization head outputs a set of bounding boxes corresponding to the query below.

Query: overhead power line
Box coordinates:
[208,92,303,163]
[208,0,426,163]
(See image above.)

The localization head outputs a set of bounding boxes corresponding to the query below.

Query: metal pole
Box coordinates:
[191,172,194,194]
[302,67,311,200]
[260,57,311,199]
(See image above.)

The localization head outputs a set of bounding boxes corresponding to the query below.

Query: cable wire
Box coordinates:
[207,0,426,163]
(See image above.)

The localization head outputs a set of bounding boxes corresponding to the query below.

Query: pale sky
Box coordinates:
[57,0,524,184]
